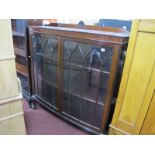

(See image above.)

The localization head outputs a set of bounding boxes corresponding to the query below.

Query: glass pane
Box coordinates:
[62,40,114,129]
[32,33,58,108]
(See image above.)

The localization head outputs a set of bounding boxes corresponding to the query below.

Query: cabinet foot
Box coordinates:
[28,96,37,110]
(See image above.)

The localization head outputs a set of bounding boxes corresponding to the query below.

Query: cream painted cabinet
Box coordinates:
[0,19,26,134]
[109,20,155,135]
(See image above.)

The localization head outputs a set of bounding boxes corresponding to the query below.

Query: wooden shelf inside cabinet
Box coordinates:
[12,31,25,37]
[14,47,26,57]
[16,62,28,77]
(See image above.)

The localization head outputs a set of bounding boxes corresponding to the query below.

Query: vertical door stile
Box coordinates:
[28,30,35,95]
[27,28,32,96]
[57,36,64,112]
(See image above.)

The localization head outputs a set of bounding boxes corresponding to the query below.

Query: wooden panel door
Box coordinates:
[109,20,155,135]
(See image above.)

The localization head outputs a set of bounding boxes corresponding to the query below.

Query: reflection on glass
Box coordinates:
[32,33,58,108]
[62,40,113,129]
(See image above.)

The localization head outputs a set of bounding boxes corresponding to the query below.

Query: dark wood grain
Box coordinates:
[49,23,129,33]
[14,47,26,57]
[16,62,28,76]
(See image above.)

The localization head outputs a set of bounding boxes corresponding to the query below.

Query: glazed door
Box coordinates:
[31,33,59,109]
[61,38,115,131]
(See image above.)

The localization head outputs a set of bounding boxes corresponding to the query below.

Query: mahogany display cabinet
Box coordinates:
[28,25,129,134]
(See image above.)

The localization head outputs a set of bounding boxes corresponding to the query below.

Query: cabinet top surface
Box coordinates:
[30,26,129,38]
